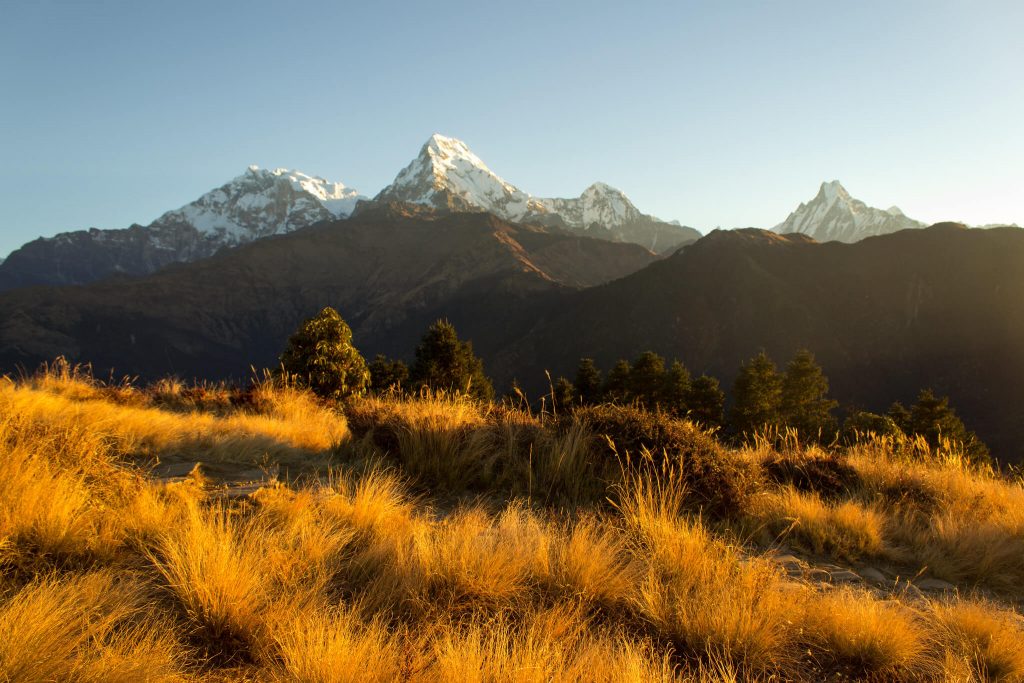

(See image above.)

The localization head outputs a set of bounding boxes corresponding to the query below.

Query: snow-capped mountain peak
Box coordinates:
[534,182,642,230]
[152,166,365,245]
[774,180,924,243]
[376,133,538,220]
[375,134,698,252]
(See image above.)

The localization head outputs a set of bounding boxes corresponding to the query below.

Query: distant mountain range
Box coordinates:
[2,134,1017,291]
[0,167,366,291]
[373,134,699,253]
[772,180,1019,243]
[0,135,698,291]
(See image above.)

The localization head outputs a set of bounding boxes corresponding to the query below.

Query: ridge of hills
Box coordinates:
[1,215,1024,460]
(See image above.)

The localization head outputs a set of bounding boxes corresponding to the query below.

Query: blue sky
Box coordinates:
[1,0,1021,256]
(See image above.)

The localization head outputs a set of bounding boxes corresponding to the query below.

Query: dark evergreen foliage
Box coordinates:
[409,319,494,401]
[687,374,725,429]
[278,307,369,400]
[368,354,409,393]
[573,358,603,405]
[660,360,691,415]
[729,351,783,438]
[603,360,632,403]
[780,349,838,442]
[628,351,666,409]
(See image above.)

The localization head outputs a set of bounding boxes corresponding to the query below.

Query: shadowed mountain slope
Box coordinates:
[489,224,1024,461]
[0,205,656,381]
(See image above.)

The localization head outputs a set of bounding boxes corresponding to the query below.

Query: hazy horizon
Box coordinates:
[2,0,1021,256]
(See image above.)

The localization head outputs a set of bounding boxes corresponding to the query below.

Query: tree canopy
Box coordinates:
[410,320,494,401]
[279,307,369,400]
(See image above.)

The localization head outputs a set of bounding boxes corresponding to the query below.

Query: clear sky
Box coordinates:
[1,0,1021,256]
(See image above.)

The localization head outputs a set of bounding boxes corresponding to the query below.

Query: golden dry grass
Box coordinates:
[1,366,1023,681]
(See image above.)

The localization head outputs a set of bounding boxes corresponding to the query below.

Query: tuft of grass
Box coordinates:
[0,571,187,683]
[420,604,679,683]
[801,587,930,678]
[749,487,885,561]
[929,600,1024,681]
[615,454,798,673]
[146,503,271,661]
[263,605,402,683]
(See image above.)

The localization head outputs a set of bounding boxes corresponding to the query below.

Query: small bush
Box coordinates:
[763,450,860,501]
[575,404,762,516]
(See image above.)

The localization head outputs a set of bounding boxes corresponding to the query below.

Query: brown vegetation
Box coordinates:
[1,364,1022,681]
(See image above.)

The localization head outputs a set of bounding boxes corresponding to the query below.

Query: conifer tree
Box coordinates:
[887,402,912,433]
[660,360,691,415]
[729,351,783,437]
[410,320,494,401]
[908,389,989,463]
[279,307,369,400]
[687,374,725,428]
[368,354,409,393]
[552,376,576,413]
[603,360,632,404]
[629,351,666,408]
[573,358,602,405]
[780,349,838,441]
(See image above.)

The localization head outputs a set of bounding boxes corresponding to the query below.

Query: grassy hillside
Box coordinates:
[1,363,1022,681]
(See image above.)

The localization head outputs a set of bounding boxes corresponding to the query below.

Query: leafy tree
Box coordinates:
[780,349,838,442]
[410,319,494,401]
[907,389,990,463]
[573,358,603,405]
[603,360,633,403]
[279,307,369,400]
[729,351,783,438]
[660,360,691,415]
[687,374,725,428]
[368,354,409,393]
[629,351,666,408]
[552,376,576,413]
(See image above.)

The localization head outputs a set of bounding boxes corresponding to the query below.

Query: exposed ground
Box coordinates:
[1,363,1022,681]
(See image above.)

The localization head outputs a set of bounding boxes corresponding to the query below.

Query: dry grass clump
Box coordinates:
[762,447,860,501]
[802,586,930,677]
[420,604,679,683]
[0,408,140,572]
[615,456,799,674]
[147,503,272,661]
[0,571,188,682]
[846,439,1024,591]
[748,487,886,561]
[345,392,498,490]
[928,599,1024,681]
[263,605,403,683]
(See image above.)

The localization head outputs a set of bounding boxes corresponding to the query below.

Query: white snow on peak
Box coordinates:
[377,134,659,230]
[151,166,365,246]
[379,133,539,221]
[535,181,642,229]
[773,180,924,243]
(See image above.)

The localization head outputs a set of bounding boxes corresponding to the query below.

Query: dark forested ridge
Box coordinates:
[490,224,1024,461]
[1,215,1022,460]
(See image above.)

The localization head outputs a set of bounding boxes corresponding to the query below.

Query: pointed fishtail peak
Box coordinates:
[774,180,925,243]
